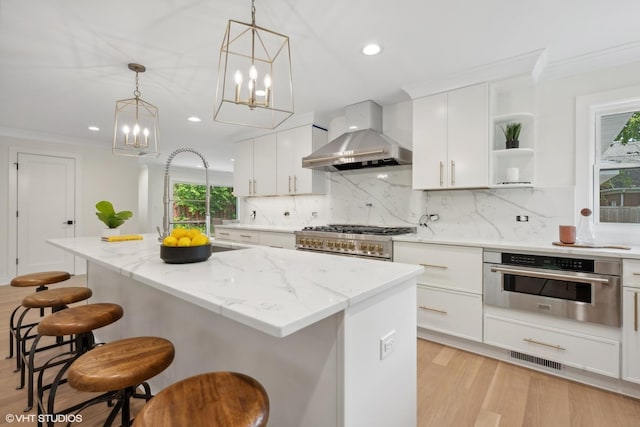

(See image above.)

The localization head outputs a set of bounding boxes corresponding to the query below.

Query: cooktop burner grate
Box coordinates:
[301,224,415,236]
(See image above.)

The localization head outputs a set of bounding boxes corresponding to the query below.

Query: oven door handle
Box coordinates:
[490,266,610,285]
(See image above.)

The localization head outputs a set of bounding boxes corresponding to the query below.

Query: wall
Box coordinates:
[239,61,640,245]
[0,134,140,283]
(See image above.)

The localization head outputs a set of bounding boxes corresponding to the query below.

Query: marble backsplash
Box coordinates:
[238,167,574,242]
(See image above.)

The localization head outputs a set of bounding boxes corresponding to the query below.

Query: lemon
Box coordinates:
[177,237,191,247]
[171,228,188,239]
[187,228,201,240]
[163,236,178,247]
[191,234,209,246]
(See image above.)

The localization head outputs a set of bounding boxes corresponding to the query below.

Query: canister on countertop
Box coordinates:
[576,208,596,244]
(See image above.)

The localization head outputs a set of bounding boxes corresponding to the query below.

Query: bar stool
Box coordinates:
[60,337,175,427]
[26,303,123,412]
[7,271,71,362]
[132,372,269,427]
[17,287,93,396]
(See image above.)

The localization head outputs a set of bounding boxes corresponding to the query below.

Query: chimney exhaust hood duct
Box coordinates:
[302,101,412,171]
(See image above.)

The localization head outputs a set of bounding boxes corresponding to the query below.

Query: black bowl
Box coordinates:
[160,244,211,264]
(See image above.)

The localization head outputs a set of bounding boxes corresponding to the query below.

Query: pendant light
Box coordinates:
[112,63,160,157]
[214,0,294,129]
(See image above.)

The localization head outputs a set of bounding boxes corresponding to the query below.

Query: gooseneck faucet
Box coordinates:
[162,147,210,239]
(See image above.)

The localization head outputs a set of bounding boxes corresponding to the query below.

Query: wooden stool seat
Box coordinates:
[132,372,269,427]
[22,287,92,309]
[11,271,71,287]
[37,303,123,337]
[67,337,175,393]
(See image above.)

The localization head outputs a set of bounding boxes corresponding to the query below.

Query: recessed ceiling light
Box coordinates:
[362,43,381,56]
[88,126,100,131]
[187,116,202,122]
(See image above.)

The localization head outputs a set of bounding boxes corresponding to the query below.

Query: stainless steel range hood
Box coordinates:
[302,101,412,171]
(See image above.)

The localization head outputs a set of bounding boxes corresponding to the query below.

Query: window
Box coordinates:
[596,109,640,224]
[172,183,237,232]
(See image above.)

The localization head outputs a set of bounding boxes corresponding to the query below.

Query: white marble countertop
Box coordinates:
[48,235,423,338]
[393,234,640,259]
[213,224,300,233]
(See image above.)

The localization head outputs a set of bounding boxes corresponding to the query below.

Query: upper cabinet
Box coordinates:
[233,134,277,197]
[276,125,327,195]
[233,124,327,197]
[412,83,489,190]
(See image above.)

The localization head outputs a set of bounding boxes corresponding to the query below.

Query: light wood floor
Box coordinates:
[2,277,640,426]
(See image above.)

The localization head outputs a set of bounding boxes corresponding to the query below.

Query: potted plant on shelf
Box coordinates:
[96,200,133,237]
[501,122,522,149]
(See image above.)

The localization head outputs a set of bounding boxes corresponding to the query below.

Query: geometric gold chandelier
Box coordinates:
[112,63,160,157]
[214,0,294,129]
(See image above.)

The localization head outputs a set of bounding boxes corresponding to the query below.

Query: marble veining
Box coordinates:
[237,166,576,242]
[48,235,422,337]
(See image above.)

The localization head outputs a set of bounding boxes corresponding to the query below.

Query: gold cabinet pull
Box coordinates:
[288,176,292,193]
[633,272,640,276]
[293,175,297,193]
[523,338,566,351]
[635,292,638,332]
[239,234,252,238]
[253,179,257,194]
[439,161,444,187]
[248,179,252,194]
[451,160,455,186]
[418,305,447,315]
[420,263,448,270]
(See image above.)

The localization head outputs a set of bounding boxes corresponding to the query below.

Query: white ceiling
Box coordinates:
[2,0,640,170]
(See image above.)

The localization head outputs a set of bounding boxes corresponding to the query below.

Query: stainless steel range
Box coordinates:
[295,225,416,260]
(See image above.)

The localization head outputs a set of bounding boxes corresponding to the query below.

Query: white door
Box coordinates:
[16,153,75,275]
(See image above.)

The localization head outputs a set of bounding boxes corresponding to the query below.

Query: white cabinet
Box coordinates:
[412,83,489,190]
[259,231,296,249]
[393,241,483,342]
[214,227,295,249]
[622,259,640,383]
[214,228,260,244]
[484,313,619,378]
[623,287,640,383]
[232,134,277,197]
[276,125,327,195]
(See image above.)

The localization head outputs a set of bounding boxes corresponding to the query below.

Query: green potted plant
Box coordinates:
[501,122,522,149]
[96,200,133,236]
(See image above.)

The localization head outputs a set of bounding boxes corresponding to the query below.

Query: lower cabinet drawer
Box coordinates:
[214,229,260,245]
[417,286,483,342]
[484,314,619,378]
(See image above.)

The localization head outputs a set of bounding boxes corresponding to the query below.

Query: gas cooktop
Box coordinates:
[300,224,416,236]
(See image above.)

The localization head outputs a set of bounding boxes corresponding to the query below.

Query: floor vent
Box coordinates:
[510,350,563,371]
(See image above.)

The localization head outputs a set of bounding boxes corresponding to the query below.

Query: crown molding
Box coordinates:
[538,40,640,82]
[401,49,547,99]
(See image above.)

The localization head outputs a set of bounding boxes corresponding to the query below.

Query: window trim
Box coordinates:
[576,84,640,241]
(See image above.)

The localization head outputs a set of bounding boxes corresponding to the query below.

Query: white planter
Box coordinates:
[102,228,121,238]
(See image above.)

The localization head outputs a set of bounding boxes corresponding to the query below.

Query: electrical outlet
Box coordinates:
[380,330,396,360]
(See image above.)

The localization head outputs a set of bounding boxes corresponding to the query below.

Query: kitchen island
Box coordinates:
[48,235,423,427]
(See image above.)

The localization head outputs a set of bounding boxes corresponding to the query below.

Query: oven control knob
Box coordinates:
[312,239,319,247]
[376,244,384,253]
[341,241,348,249]
[327,240,333,248]
[348,242,355,250]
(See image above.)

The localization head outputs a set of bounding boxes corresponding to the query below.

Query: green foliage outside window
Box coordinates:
[172,183,237,231]
[615,111,640,145]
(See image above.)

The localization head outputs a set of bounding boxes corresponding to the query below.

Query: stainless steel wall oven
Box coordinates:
[484,251,621,327]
